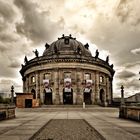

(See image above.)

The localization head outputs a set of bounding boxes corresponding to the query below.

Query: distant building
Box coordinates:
[19,35,115,106]
[113,93,140,106]
[126,93,140,103]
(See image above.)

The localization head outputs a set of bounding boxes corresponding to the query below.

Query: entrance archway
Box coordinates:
[63,88,73,104]
[83,89,92,104]
[44,89,53,105]
[99,89,105,103]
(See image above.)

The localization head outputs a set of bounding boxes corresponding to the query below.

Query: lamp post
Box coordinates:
[121,85,125,106]
[11,85,14,105]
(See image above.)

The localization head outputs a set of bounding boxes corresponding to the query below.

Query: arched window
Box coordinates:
[31,76,35,83]
[44,73,51,80]
[84,73,91,80]
[99,76,104,83]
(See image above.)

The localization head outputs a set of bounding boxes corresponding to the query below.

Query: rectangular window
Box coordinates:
[99,76,104,83]
[64,72,71,78]
[44,73,51,80]
[84,73,91,80]
[31,76,35,83]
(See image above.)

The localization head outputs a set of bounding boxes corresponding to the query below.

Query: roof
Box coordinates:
[43,34,92,57]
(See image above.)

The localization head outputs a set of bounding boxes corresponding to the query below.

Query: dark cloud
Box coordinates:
[0,0,17,31]
[116,78,140,91]
[14,0,65,44]
[117,70,136,79]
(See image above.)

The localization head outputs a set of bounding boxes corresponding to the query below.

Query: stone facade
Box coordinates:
[20,35,115,106]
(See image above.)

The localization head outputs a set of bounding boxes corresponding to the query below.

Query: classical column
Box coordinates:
[76,70,83,104]
[22,77,26,93]
[95,71,99,104]
[27,75,29,92]
[40,73,44,104]
[106,77,110,105]
[59,70,63,104]
[35,72,39,99]
[110,78,113,104]
[53,69,60,104]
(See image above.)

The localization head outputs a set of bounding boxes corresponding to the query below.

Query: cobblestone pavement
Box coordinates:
[31,119,104,140]
[0,107,140,140]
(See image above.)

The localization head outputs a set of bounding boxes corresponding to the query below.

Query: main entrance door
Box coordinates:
[63,89,73,104]
[84,92,92,104]
[44,93,52,105]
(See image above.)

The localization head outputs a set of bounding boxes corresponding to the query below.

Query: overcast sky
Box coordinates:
[0,0,140,97]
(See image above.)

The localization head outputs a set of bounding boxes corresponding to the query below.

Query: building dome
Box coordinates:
[43,34,92,58]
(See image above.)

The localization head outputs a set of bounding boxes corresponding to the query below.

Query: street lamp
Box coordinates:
[11,85,14,105]
[121,85,125,106]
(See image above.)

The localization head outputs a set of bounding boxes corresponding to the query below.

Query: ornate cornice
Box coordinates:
[20,55,115,77]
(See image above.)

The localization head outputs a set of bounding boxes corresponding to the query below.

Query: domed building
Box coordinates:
[20,34,115,106]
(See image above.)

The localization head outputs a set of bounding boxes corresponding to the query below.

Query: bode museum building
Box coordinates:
[19,34,115,107]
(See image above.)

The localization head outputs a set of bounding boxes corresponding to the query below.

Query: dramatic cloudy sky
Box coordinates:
[0,0,140,97]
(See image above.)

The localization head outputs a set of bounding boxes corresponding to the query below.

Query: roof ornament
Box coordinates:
[24,56,28,64]
[33,49,39,58]
[95,49,99,59]
[84,43,89,49]
[106,55,109,64]
[45,43,50,49]
[110,64,114,68]
[58,34,76,40]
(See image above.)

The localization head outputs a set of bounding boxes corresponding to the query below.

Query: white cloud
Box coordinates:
[131,48,140,55]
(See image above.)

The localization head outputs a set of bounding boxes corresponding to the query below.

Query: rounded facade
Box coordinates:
[20,35,115,106]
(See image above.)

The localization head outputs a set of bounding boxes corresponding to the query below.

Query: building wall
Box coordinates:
[22,62,113,106]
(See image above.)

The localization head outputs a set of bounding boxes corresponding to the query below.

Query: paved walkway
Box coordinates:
[0,107,139,140]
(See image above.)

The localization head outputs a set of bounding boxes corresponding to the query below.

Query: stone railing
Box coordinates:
[0,104,16,121]
[119,106,140,122]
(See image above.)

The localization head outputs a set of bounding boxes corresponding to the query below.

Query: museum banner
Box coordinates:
[84,80,92,93]
[64,78,72,92]
[43,79,52,93]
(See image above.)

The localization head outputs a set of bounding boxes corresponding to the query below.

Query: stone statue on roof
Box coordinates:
[24,56,28,64]
[95,49,99,59]
[106,55,109,63]
[33,49,39,58]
